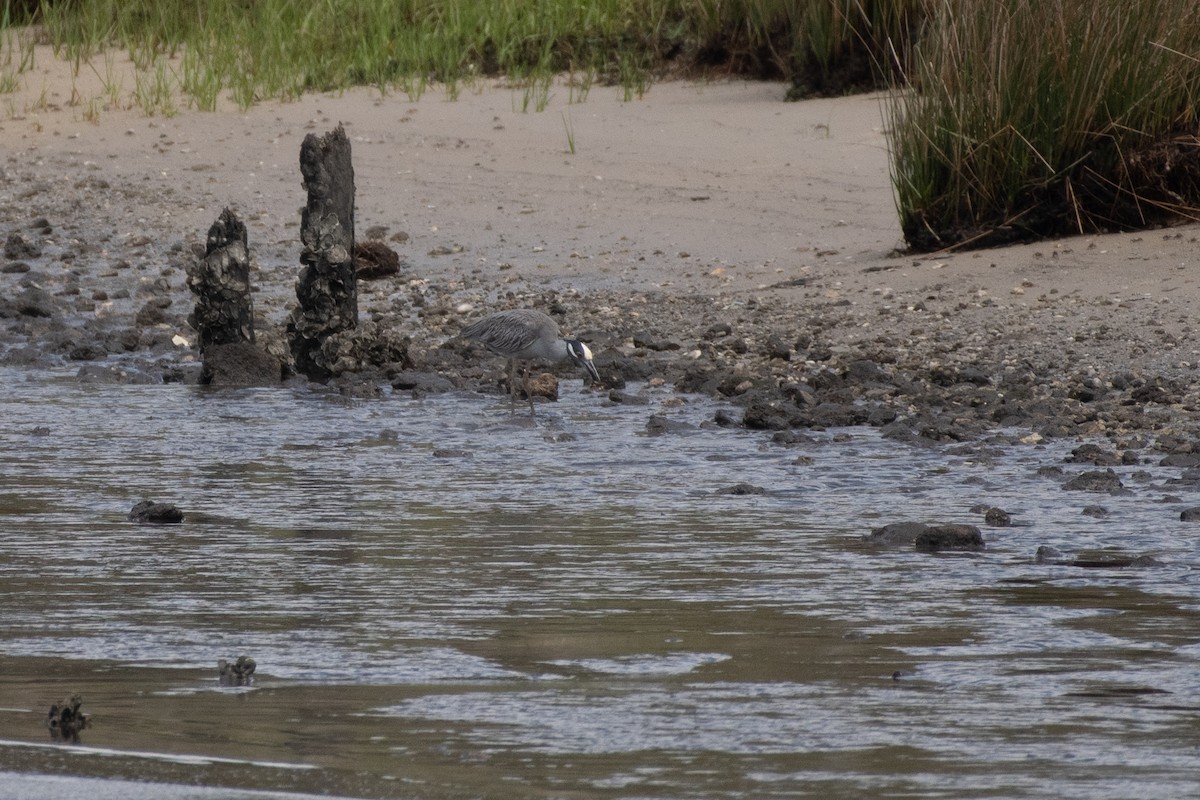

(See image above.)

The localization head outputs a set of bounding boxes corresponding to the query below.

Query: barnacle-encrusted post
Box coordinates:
[186,207,254,349]
[287,124,358,381]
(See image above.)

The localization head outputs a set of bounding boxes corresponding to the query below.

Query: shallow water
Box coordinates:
[0,366,1198,799]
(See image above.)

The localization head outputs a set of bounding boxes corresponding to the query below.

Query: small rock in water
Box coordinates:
[983,507,1011,526]
[1062,468,1125,493]
[645,414,693,436]
[1065,443,1122,466]
[1035,545,1066,563]
[1179,507,1200,522]
[1081,505,1109,518]
[1036,545,1162,568]
[219,655,257,686]
[129,500,184,524]
[741,399,791,431]
[607,389,649,405]
[47,694,91,742]
[865,522,931,547]
[713,409,740,428]
[914,524,985,552]
[715,482,767,496]
[866,522,984,551]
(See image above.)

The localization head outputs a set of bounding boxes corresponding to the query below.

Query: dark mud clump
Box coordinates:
[48,694,91,742]
[218,655,257,686]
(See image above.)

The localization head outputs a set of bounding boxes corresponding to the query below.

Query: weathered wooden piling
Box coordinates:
[186,207,254,349]
[186,208,284,385]
[287,124,358,381]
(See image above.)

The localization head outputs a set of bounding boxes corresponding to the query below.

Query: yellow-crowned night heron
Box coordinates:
[462,308,600,414]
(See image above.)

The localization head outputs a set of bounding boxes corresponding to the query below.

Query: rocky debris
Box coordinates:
[763,333,792,360]
[929,364,991,387]
[1160,453,1200,467]
[0,286,56,319]
[391,370,455,394]
[47,694,91,742]
[742,397,793,431]
[1066,443,1124,466]
[867,522,985,552]
[12,132,1200,457]
[5,231,41,260]
[1062,468,1125,493]
[129,500,184,524]
[631,331,680,352]
[218,655,257,686]
[296,319,411,387]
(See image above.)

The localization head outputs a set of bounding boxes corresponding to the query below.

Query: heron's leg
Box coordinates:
[507,358,518,413]
[523,366,535,417]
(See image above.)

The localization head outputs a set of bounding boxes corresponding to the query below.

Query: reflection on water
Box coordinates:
[0,366,1198,799]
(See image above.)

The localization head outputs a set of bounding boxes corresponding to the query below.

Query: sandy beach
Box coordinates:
[5,47,1200,442]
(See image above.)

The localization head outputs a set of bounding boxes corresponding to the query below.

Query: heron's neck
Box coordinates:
[548,338,572,362]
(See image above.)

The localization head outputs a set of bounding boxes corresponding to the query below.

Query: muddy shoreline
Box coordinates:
[4,78,1200,453]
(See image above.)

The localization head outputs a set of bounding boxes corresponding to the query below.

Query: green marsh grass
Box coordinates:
[0,4,35,95]
[132,54,177,116]
[888,0,1200,251]
[562,109,576,154]
[4,0,917,113]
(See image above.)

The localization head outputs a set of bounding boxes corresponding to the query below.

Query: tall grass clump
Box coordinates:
[889,0,1200,251]
[5,0,924,112]
[0,0,38,94]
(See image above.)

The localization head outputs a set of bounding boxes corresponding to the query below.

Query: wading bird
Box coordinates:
[462,308,600,415]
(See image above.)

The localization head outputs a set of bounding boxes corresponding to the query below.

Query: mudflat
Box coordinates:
[3,49,1200,444]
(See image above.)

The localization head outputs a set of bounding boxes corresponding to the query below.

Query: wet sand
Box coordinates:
[4,47,1200,441]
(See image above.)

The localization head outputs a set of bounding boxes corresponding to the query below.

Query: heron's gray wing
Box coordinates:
[462,310,551,355]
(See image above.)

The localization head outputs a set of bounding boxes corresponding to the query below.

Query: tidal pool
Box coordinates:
[0,366,1197,799]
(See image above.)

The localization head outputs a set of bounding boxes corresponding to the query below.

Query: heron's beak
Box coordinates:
[583,359,601,385]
